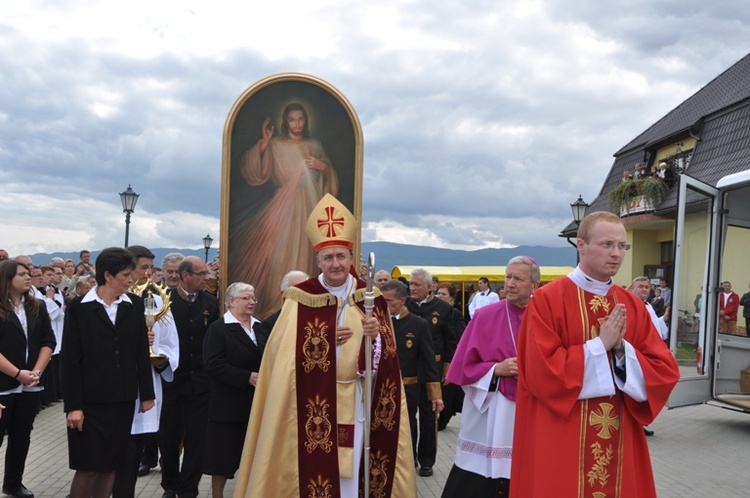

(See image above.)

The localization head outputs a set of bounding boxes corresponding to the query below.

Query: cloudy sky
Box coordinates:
[2,0,749,256]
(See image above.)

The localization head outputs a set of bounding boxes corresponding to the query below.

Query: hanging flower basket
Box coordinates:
[609,178,667,216]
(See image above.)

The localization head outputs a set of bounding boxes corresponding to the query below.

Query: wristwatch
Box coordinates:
[34,370,43,377]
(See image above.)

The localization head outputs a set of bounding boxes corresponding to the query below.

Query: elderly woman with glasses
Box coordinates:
[202,283,263,497]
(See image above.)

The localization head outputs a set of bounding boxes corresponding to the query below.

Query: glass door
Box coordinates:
[710,183,750,411]
[667,174,720,408]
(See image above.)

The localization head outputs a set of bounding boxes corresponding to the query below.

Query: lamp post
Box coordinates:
[567,195,589,264]
[203,233,213,263]
[119,185,140,247]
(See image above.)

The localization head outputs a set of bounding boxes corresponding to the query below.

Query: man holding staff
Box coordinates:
[234,193,415,497]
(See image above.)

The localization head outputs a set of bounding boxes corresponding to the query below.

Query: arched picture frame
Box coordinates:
[220,73,363,318]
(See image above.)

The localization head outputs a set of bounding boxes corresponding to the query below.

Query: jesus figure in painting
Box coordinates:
[231,102,339,318]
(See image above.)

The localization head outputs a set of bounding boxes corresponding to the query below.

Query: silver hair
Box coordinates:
[410,268,432,283]
[161,252,185,268]
[225,282,255,307]
[50,257,65,265]
[507,256,541,283]
[280,270,309,291]
[632,276,650,285]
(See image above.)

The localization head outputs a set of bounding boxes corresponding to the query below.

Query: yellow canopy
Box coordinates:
[390,265,574,284]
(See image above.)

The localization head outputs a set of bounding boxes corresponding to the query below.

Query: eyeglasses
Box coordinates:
[189,271,209,277]
[235,296,258,303]
[595,241,631,252]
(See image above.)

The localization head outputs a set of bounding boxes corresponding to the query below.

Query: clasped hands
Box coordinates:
[15,369,41,388]
[600,303,627,358]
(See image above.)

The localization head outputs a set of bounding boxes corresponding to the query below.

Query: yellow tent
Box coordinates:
[390,265,574,285]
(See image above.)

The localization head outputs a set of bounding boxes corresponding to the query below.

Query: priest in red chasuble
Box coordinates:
[510,211,680,498]
[234,194,416,498]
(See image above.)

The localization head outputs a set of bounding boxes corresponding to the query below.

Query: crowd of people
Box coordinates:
[622,161,676,184]
[0,208,685,498]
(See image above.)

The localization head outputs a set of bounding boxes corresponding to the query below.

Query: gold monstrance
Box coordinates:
[134,277,171,360]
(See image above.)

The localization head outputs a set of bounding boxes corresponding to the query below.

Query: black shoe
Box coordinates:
[2,485,34,498]
[418,466,433,477]
[137,463,152,477]
[644,428,654,436]
[161,491,176,498]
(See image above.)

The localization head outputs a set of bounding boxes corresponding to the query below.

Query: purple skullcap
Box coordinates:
[520,255,540,268]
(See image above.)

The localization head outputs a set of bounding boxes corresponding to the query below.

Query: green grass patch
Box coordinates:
[676,342,697,360]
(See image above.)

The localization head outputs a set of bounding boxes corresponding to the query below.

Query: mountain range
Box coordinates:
[26,242,576,273]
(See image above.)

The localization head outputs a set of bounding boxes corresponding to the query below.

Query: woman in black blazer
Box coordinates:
[0,260,56,498]
[61,247,155,498]
[203,282,264,498]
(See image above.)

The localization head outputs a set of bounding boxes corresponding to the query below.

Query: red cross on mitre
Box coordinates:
[307,193,356,251]
[317,206,345,237]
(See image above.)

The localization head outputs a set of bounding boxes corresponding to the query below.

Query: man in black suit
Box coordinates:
[380,279,443,462]
[405,268,458,477]
[158,256,219,498]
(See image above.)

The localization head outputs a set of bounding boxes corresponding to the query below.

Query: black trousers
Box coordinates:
[403,383,419,462]
[140,433,159,467]
[0,391,40,489]
[438,382,464,430]
[417,385,437,467]
[442,465,510,497]
[112,433,150,498]
[158,390,209,498]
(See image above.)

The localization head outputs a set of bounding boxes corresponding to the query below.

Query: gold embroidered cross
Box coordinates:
[589,403,619,439]
[317,206,344,237]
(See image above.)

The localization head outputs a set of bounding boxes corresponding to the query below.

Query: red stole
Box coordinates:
[293,278,404,498]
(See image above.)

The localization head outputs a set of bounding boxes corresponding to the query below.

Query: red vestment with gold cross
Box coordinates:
[510,277,679,498]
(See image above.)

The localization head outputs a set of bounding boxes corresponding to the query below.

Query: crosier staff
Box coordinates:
[363,252,375,496]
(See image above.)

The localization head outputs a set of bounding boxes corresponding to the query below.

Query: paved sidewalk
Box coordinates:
[2,401,749,496]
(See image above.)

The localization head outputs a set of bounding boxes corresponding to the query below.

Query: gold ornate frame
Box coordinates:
[220,73,363,316]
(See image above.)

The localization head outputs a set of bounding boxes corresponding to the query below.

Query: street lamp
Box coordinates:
[203,233,213,263]
[567,195,589,264]
[570,195,588,225]
[119,184,139,247]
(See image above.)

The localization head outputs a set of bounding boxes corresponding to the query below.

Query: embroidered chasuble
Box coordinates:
[510,275,679,498]
[233,277,416,498]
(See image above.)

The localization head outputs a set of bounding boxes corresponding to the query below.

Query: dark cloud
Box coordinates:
[1,1,749,254]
